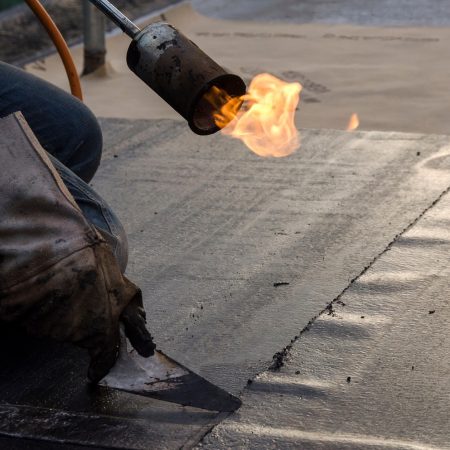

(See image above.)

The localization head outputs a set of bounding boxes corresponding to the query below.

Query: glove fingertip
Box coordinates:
[121,303,156,358]
[136,338,156,358]
[127,327,156,357]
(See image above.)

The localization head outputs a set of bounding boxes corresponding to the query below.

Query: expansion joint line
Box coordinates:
[195,184,450,448]
[268,182,450,372]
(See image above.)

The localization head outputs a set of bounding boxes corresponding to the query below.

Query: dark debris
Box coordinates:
[273,282,290,287]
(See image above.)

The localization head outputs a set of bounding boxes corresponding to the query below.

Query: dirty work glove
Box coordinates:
[88,300,156,384]
[87,268,157,383]
[1,239,156,384]
[90,302,157,383]
[82,244,157,383]
[0,112,155,383]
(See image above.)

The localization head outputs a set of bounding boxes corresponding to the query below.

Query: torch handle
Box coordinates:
[87,0,141,38]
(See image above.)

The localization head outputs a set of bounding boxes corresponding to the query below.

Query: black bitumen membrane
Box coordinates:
[2,2,450,448]
[2,111,450,448]
[0,329,222,449]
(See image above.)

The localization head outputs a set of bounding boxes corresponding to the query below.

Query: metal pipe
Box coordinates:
[82,0,106,75]
[86,0,246,135]
[87,0,141,38]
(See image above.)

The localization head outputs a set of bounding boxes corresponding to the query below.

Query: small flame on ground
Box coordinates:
[347,113,359,131]
[205,73,302,158]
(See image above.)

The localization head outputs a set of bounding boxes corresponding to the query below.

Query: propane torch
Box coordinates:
[87,0,246,135]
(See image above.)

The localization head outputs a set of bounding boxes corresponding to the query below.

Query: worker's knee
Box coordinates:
[0,62,103,183]
[64,101,103,183]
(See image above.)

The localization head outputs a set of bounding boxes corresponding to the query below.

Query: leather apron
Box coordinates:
[0,112,140,352]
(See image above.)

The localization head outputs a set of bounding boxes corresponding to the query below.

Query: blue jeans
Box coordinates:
[0,62,128,272]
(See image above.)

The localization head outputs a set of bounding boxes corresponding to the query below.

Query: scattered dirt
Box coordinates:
[0,0,180,65]
[270,351,285,370]
[267,179,450,380]
[326,304,336,316]
[326,299,346,317]
[273,282,290,287]
[268,333,300,371]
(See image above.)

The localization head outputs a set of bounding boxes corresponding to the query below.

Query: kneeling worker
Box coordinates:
[0,62,155,382]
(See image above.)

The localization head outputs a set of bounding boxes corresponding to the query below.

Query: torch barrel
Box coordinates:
[87,0,246,135]
[127,22,246,135]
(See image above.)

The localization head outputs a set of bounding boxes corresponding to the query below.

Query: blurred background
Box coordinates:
[2,0,450,135]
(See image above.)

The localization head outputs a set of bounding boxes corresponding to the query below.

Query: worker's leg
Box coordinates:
[0,63,127,272]
[49,155,129,273]
[0,61,102,183]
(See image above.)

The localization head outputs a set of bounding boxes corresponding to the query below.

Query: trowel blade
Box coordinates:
[100,343,241,412]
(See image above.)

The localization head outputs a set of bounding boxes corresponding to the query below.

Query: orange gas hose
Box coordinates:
[25,0,83,101]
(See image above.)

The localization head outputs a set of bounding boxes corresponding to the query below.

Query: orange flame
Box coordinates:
[206,73,302,157]
[346,113,359,131]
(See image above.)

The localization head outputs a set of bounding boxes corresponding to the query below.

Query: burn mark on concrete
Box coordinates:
[322,33,439,43]
[196,31,307,40]
[273,282,290,287]
[303,96,321,103]
[282,70,330,94]
[240,67,327,104]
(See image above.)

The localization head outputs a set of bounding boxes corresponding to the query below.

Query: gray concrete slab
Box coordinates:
[192,0,450,26]
[199,168,450,450]
[92,118,450,398]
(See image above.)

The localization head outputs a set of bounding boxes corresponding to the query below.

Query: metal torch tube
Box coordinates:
[87,0,141,38]
[127,22,247,135]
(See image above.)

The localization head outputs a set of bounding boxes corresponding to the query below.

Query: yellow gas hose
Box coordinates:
[25,0,83,101]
